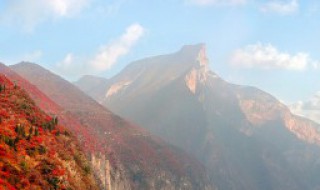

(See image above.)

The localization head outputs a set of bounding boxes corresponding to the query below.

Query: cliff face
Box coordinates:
[0,74,99,190]
[9,62,215,190]
[235,86,320,144]
[76,44,320,190]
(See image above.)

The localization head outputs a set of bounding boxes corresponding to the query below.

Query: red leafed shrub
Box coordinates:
[51,130,58,135]
[0,110,9,118]
[0,179,17,190]
[49,150,56,157]
[52,169,65,176]
[0,149,6,157]
[33,137,43,144]
[45,116,52,122]
[0,171,10,178]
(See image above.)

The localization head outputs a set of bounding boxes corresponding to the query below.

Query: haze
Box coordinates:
[1,0,320,190]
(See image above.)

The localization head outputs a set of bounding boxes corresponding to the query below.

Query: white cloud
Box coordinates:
[56,23,145,78]
[90,24,144,71]
[290,92,320,124]
[186,0,247,6]
[230,43,319,70]
[0,0,90,31]
[56,53,87,77]
[260,0,299,15]
[56,53,75,71]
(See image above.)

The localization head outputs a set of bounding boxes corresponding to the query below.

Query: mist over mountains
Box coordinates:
[1,44,320,190]
[1,0,320,189]
[76,44,320,190]
[8,62,214,190]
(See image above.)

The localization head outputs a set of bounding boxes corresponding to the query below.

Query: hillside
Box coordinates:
[76,44,320,190]
[0,63,99,153]
[10,62,215,190]
[0,74,99,190]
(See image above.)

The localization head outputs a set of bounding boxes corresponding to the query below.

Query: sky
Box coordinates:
[0,0,319,122]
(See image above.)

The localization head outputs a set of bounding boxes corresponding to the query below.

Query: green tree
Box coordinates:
[29,126,34,135]
[53,116,59,126]
[35,127,39,136]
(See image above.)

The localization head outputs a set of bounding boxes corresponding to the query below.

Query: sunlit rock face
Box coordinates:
[185,68,198,94]
[184,45,209,94]
[76,44,320,190]
[106,80,133,98]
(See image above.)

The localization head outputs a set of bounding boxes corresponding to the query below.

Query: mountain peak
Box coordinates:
[16,61,37,66]
[179,43,206,53]
[179,44,210,94]
[179,43,209,69]
[12,61,51,74]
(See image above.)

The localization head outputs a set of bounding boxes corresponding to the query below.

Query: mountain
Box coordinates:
[0,74,99,190]
[10,62,215,190]
[76,44,320,190]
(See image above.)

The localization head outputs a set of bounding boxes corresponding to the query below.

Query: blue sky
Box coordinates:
[0,0,320,120]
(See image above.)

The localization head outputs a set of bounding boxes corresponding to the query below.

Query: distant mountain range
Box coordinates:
[7,62,214,190]
[75,44,320,190]
[2,43,320,190]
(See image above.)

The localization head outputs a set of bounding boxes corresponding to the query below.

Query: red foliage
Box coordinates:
[52,169,65,176]
[0,74,94,189]
[0,179,16,190]
[33,137,43,144]
[45,116,52,122]
[0,64,61,113]
[0,110,9,118]
[49,150,56,157]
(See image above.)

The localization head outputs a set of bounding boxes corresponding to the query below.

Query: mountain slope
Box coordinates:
[77,44,320,190]
[0,74,99,190]
[10,62,215,190]
[0,63,99,153]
